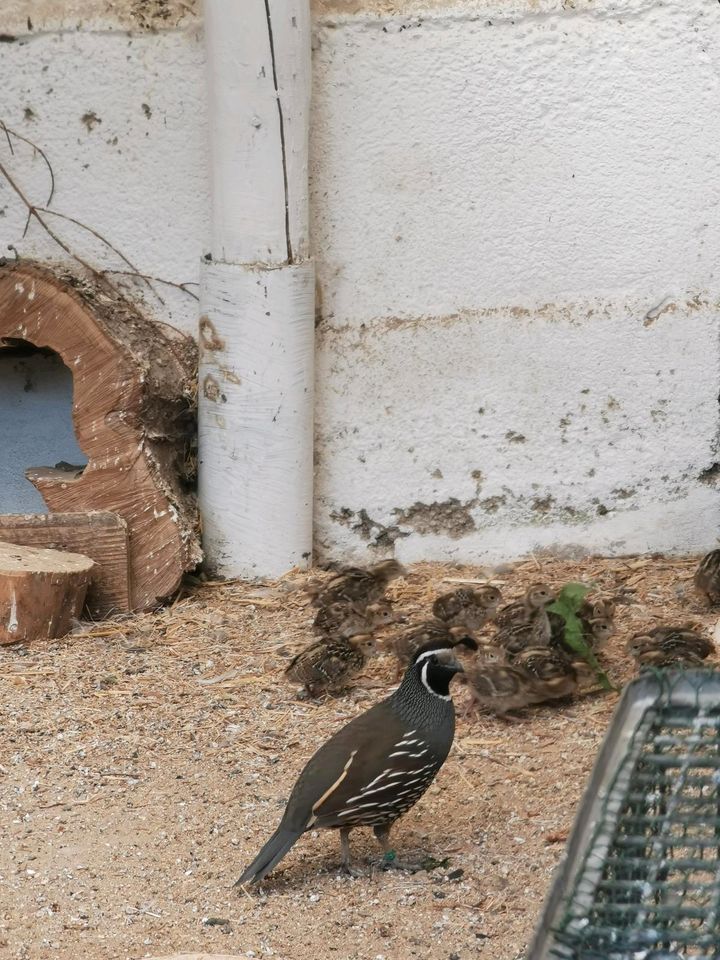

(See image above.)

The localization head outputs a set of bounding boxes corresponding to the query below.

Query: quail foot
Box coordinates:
[237,642,464,885]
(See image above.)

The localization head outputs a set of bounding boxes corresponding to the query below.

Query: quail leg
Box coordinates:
[372,824,422,872]
[338,827,363,877]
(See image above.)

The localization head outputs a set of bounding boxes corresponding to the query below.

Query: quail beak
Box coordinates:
[451,659,465,675]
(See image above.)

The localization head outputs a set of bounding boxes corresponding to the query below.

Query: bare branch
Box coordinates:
[103,269,200,302]
[0,124,55,204]
[0,118,199,314]
[36,207,156,298]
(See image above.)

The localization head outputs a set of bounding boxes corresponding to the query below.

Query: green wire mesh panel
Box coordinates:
[528,670,720,960]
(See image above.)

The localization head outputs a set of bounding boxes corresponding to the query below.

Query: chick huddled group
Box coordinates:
[460,584,616,718]
[283,552,720,714]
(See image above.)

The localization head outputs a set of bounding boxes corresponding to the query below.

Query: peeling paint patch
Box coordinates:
[698,463,720,486]
[479,495,506,514]
[393,498,476,538]
[80,111,102,132]
[330,505,409,549]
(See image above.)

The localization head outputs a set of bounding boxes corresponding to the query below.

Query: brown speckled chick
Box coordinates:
[694,550,720,606]
[432,586,502,631]
[578,595,616,621]
[463,645,577,718]
[307,560,406,611]
[313,599,396,640]
[627,626,715,669]
[286,635,380,697]
[494,584,555,632]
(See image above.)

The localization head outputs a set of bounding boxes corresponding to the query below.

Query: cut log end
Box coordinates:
[0,540,96,645]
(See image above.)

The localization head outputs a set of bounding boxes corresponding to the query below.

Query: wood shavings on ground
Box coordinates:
[0,554,713,960]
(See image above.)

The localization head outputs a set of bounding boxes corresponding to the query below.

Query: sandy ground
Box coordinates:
[0,554,712,960]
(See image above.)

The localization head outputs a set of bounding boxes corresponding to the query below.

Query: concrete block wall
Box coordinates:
[1,0,718,561]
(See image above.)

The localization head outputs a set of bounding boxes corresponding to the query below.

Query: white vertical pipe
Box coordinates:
[199,0,315,578]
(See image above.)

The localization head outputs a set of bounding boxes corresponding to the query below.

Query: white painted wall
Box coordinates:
[1,0,719,562]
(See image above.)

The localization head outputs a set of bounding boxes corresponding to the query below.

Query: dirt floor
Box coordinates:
[0,554,714,960]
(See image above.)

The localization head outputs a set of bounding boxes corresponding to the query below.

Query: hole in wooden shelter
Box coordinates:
[0,341,87,512]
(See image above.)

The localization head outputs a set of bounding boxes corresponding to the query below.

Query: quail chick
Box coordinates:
[462,650,537,718]
[390,619,478,667]
[495,616,553,659]
[238,643,464,884]
[549,616,616,657]
[694,550,720,606]
[578,594,616,621]
[285,634,379,697]
[432,585,502,631]
[313,599,395,640]
[308,559,406,610]
[495,584,555,644]
[464,646,576,717]
[627,626,714,668]
[494,583,556,630]
[582,617,616,650]
[512,647,578,701]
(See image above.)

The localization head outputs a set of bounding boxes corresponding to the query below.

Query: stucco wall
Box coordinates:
[1,0,718,560]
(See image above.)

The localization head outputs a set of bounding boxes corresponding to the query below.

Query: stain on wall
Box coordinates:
[0,0,200,33]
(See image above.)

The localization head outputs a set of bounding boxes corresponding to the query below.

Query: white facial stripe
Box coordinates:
[421,660,452,701]
[414,648,453,665]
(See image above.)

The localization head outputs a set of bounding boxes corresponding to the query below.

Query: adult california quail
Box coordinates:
[389,619,478,667]
[307,559,406,610]
[237,643,464,885]
[694,549,720,606]
[285,634,379,697]
[432,585,501,631]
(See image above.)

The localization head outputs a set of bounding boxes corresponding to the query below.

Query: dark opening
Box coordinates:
[0,343,87,512]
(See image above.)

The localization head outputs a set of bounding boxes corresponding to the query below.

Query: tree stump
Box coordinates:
[0,541,96,644]
[0,262,202,611]
[0,512,130,618]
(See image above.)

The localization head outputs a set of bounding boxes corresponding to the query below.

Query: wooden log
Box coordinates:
[0,512,130,617]
[0,541,95,644]
[0,262,202,610]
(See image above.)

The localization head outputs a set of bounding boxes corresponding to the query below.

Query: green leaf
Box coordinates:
[547,582,617,692]
[548,581,591,616]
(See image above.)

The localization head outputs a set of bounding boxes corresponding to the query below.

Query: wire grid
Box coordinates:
[529,670,720,960]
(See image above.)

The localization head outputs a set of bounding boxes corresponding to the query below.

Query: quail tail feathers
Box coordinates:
[235,825,302,887]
